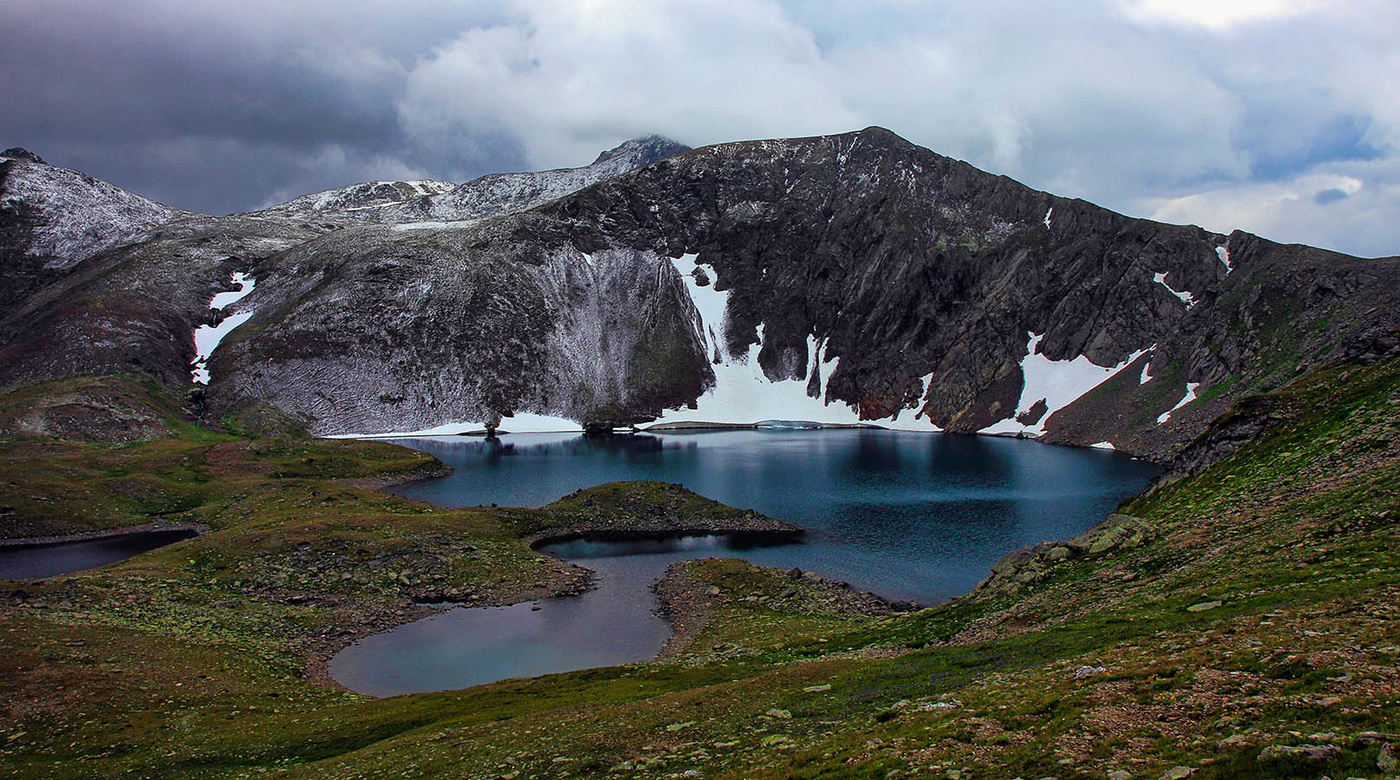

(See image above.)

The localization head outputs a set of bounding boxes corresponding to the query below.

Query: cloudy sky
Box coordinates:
[2,0,1396,256]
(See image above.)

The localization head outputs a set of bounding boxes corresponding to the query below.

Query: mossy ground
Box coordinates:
[1,360,1398,779]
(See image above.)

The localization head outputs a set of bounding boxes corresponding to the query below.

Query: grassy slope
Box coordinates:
[0,359,1397,779]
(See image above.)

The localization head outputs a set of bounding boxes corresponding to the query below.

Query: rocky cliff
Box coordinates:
[1,128,1396,457]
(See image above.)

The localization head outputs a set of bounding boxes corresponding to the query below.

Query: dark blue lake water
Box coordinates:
[329,429,1159,696]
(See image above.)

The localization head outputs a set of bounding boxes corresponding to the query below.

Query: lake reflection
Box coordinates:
[388,429,1159,604]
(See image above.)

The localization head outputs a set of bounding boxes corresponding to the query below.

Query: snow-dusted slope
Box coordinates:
[263,180,457,220]
[0,148,182,269]
[252,135,690,226]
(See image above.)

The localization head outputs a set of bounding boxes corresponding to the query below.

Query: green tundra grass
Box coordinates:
[1,356,1397,780]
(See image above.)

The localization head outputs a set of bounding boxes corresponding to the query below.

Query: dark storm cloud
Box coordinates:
[0,0,521,214]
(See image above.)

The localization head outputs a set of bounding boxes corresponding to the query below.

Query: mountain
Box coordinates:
[0,147,187,321]
[1,128,1396,458]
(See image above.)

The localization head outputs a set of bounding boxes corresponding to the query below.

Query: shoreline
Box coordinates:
[524,525,805,550]
[333,424,1163,463]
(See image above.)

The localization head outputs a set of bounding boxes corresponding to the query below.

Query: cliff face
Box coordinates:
[212,230,711,433]
[512,128,1397,455]
[2,129,1396,454]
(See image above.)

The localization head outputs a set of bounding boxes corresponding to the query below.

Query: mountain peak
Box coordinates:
[591,135,691,167]
[1,147,46,165]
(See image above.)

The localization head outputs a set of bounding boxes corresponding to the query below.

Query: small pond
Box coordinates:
[0,529,201,580]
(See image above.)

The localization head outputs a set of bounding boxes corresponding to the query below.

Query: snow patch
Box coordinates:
[190,272,257,385]
[1156,382,1201,424]
[209,272,255,310]
[655,254,940,431]
[1215,244,1233,274]
[1139,350,1156,385]
[1153,272,1197,308]
[190,311,254,385]
[1090,441,1116,450]
[1044,207,1054,229]
[980,333,1147,437]
[330,412,586,438]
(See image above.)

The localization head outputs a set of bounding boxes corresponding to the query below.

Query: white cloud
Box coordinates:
[384,0,1399,256]
[817,5,1248,202]
[1119,0,1324,32]
[399,0,859,170]
[1144,165,1400,258]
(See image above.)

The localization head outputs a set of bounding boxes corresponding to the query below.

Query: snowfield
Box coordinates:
[981,333,1147,437]
[1216,244,1233,273]
[329,412,585,439]
[652,254,941,431]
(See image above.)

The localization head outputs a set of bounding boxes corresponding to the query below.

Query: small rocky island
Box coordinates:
[517,481,803,547]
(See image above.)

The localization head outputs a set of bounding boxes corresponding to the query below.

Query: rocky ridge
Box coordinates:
[249,135,691,226]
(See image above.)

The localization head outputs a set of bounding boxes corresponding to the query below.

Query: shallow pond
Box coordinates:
[0,529,200,580]
[330,429,1160,695]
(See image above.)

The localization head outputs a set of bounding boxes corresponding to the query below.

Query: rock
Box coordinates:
[1186,601,1222,612]
[1013,567,1043,585]
[764,708,792,720]
[1258,744,1341,762]
[1379,742,1397,773]
[1046,546,1074,562]
[1218,734,1252,748]
[1074,665,1108,680]
[1160,767,1195,780]
[803,684,833,693]
[1108,771,1133,780]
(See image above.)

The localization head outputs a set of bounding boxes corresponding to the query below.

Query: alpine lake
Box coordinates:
[328,428,1160,696]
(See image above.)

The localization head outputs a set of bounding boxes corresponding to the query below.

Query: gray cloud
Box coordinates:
[1314,188,1349,205]
[2,0,1396,256]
